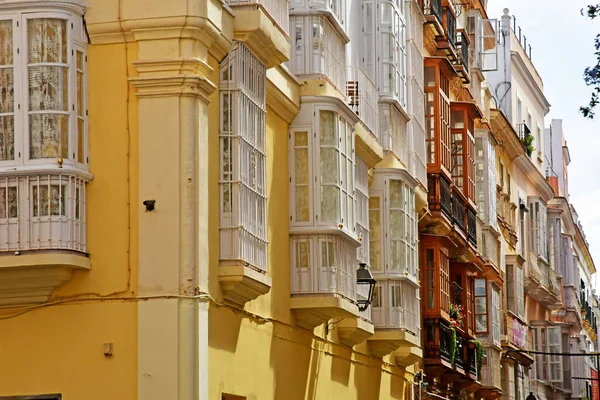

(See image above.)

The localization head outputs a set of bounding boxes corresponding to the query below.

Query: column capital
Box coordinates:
[130,75,216,101]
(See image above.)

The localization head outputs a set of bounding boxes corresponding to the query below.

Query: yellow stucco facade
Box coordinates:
[0,0,418,399]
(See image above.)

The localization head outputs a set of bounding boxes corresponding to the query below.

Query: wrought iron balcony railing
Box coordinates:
[424,0,442,26]
[457,31,470,74]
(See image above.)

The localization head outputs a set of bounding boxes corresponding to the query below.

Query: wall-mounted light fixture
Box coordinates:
[143,200,156,212]
[356,262,376,312]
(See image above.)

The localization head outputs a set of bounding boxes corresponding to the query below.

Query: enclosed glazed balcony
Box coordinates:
[289,0,346,37]
[525,248,561,308]
[0,15,91,305]
[226,0,291,67]
[434,6,457,61]
[347,66,378,137]
[478,346,502,398]
[0,173,90,305]
[368,279,422,364]
[290,234,362,328]
[455,30,470,83]
[368,170,421,361]
[428,174,452,225]
[289,15,347,94]
[423,0,443,39]
[501,311,534,367]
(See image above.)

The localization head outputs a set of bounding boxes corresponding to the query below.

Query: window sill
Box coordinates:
[290,295,360,329]
[218,264,272,306]
[0,250,90,305]
[0,163,92,180]
[337,317,374,346]
[289,226,360,247]
[368,329,421,360]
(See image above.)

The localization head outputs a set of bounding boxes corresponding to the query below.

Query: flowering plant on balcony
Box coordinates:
[449,302,464,328]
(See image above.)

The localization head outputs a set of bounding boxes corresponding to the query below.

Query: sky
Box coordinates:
[486,1,600,288]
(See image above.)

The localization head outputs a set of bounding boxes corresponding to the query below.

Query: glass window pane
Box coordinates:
[28,19,68,64]
[33,184,66,217]
[0,186,17,218]
[320,148,339,183]
[28,66,69,111]
[320,110,337,145]
[29,114,69,159]
[0,116,14,161]
[474,279,486,296]
[321,185,340,222]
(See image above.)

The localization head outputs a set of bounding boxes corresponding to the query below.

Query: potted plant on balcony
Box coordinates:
[469,339,484,380]
[520,133,535,157]
[449,302,464,329]
[449,327,457,365]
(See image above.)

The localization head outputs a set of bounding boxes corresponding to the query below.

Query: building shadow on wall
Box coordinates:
[208,304,242,353]
[354,359,382,400]
[390,372,405,399]
[269,323,313,400]
[331,345,352,386]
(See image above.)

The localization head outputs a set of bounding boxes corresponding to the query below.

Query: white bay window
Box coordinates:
[355,156,369,263]
[528,197,548,260]
[371,279,420,341]
[289,15,347,94]
[290,106,355,235]
[475,134,497,229]
[219,42,268,272]
[289,100,360,301]
[378,0,406,108]
[0,9,89,253]
[369,170,418,281]
[533,326,563,382]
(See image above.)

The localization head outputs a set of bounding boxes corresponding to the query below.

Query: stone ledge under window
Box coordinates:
[368,329,421,361]
[0,251,90,306]
[231,5,291,68]
[290,295,360,330]
[337,317,374,347]
[218,265,272,306]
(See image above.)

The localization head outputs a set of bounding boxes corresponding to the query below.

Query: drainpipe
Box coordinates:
[178,93,199,400]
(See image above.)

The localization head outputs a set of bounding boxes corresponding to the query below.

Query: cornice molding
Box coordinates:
[510,51,551,115]
[0,0,85,14]
[129,75,217,102]
[86,1,234,61]
[514,154,554,202]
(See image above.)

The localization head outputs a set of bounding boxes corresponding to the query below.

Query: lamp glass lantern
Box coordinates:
[356,262,377,312]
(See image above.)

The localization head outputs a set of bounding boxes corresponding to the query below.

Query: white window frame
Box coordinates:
[378,0,406,107]
[507,264,525,319]
[371,279,420,340]
[528,196,548,261]
[369,170,418,283]
[288,15,346,94]
[491,283,500,345]
[0,11,89,170]
[533,326,563,383]
[355,156,369,264]
[0,8,89,254]
[289,104,357,240]
[475,134,498,229]
[219,42,268,272]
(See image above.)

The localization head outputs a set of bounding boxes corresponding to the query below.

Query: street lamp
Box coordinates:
[357,262,377,312]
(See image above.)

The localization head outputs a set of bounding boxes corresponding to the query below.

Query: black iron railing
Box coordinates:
[425,320,452,362]
[446,9,456,51]
[452,196,466,233]
[458,31,469,73]
[424,0,442,26]
[467,208,477,246]
[455,336,465,369]
[440,177,452,220]
[467,344,477,377]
